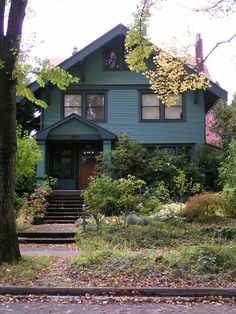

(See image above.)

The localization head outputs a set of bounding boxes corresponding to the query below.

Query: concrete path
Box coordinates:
[19,223,79,256]
[19,244,79,257]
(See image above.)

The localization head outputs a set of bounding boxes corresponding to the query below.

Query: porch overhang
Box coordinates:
[36,113,116,141]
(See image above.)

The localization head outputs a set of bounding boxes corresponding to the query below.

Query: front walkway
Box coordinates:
[19,223,79,257]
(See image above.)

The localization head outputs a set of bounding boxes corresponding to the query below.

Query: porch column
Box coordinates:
[36,141,46,186]
[103,140,112,164]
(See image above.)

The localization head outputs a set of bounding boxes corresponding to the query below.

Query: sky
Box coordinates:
[22,0,236,102]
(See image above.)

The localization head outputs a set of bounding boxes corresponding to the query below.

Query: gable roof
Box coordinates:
[27,23,227,102]
[36,113,117,141]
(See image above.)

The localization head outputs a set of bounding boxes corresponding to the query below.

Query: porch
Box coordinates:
[36,114,116,190]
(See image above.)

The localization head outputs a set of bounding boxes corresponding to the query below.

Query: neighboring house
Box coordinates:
[32,24,227,190]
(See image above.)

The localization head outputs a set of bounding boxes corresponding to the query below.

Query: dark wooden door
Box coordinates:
[79,148,96,189]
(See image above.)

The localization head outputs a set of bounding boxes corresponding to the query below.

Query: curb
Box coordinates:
[0,286,236,297]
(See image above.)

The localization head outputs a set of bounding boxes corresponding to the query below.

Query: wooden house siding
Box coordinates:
[43,48,205,146]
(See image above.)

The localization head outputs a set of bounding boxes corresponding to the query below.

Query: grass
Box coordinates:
[71,218,236,285]
[0,256,51,285]
[76,218,236,250]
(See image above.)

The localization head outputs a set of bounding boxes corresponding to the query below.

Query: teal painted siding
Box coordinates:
[98,90,205,145]
[43,88,61,128]
[84,49,149,85]
[42,48,205,146]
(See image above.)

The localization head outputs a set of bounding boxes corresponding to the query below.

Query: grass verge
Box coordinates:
[0,256,51,285]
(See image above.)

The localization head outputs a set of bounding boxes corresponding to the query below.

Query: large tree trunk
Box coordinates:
[0,0,27,263]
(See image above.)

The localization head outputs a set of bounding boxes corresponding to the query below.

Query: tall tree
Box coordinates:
[0,0,79,263]
[0,0,28,263]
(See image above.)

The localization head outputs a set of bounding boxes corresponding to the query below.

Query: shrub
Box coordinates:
[221,185,236,217]
[219,140,236,218]
[162,244,236,274]
[194,144,222,191]
[180,192,224,222]
[16,125,41,196]
[110,133,147,179]
[146,149,202,201]
[116,175,146,223]
[81,175,118,230]
[17,177,57,228]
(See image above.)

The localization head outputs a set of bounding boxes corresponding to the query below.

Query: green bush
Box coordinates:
[180,192,224,222]
[16,177,57,229]
[110,133,147,179]
[162,244,236,274]
[219,140,236,217]
[194,145,222,191]
[16,125,41,196]
[81,175,118,230]
[82,174,146,229]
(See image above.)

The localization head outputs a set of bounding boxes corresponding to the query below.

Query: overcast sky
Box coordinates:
[23,0,236,102]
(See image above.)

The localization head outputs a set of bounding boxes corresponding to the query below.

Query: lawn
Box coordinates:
[69,218,236,287]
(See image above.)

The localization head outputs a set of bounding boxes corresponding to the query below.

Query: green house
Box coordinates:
[34,24,227,190]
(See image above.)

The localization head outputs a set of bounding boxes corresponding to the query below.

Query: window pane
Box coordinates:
[165,95,183,119]
[64,94,82,117]
[165,107,182,119]
[65,107,82,117]
[142,94,159,107]
[142,107,160,119]
[105,48,120,70]
[64,94,82,107]
[52,148,72,177]
[86,94,105,121]
[141,94,160,120]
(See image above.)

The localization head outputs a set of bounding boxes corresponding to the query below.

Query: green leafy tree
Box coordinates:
[0,0,79,263]
[194,144,222,191]
[81,175,118,230]
[125,0,235,105]
[16,126,41,195]
[116,175,146,225]
[110,133,147,179]
[211,96,236,150]
[125,0,209,106]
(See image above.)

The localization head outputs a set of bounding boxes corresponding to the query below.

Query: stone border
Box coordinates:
[0,286,236,297]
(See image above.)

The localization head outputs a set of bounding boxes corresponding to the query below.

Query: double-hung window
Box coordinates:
[140,92,184,121]
[164,95,183,119]
[64,94,82,117]
[64,92,106,122]
[141,93,160,120]
[86,94,105,121]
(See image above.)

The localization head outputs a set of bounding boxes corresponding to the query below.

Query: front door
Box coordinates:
[79,147,97,189]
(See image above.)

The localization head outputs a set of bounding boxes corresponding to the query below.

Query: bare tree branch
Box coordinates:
[203,33,236,63]
[195,0,228,12]
[189,33,236,72]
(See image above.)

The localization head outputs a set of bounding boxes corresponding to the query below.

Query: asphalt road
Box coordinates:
[1,298,236,314]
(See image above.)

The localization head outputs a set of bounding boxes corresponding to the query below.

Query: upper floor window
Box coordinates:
[141,94,160,120]
[164,95,183,119]
[64,94,82,117]
[104,46,128,71]
[64,92,106,122]
[140,92,184,122]
[86,94,105,121]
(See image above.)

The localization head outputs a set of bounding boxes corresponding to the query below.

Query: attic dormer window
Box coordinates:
[104,46,128,71]
[105,48,120,70]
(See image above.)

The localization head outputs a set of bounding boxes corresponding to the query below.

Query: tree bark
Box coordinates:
[0,0,27,263]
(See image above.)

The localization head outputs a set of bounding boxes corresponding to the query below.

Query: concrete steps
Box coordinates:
[41,192,83,224]
[18,231,76,244]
